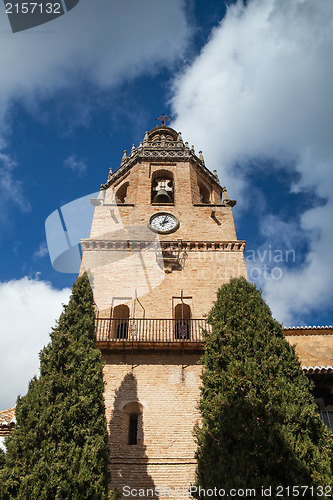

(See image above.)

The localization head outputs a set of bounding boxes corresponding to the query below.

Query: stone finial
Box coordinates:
[191,145,195,152]
[177,132,183,143]
[143,131,149,142]
[199,151,204,162]
[222,186,236,206]
[131,144,135,153]
[185,142,189,149]
[107,167,113,182]
[222,186,230,201]
[213,170,220,184]
[121,150,127,162]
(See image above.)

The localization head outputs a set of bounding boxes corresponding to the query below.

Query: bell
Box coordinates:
[152,189,173,204]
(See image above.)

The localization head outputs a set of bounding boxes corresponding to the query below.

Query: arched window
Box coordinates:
[113,304,130,339]
[122,402,143,446]
[198,183,211,204]
[174,303,191,340]
[115,182,129,204]
[151,169,174,204]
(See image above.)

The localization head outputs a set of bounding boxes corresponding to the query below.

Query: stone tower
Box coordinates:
[80,124,247,496]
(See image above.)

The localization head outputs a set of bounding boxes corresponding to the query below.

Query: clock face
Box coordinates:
[148,213,179,234]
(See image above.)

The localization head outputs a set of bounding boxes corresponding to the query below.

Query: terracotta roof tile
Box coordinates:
[302,365,333,374]
[284,326,333,336]
[0,407,16,426]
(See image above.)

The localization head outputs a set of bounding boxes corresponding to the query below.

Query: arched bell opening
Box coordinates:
[151,169,174,204]
[113,304,130,339]
[174,303,191,340]
[198,182,211,204]
[115,181,129,204]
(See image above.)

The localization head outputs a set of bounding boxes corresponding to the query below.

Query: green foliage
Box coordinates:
[0,274,109,499]
[195,278,333,497]
[0,449,5,470]
[108,488,122,500]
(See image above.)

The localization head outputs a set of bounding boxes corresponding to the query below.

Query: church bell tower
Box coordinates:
[80,123,247,496]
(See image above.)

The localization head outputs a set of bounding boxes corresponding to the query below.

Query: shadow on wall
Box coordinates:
[109,372,157,498]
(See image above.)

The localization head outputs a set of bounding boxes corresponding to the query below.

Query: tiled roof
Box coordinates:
[0,407,16,427]
[284,326,333,329]
[284,326,333,336]
[302,365,333,374]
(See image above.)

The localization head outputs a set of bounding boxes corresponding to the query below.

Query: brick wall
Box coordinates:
[103,350,202,498]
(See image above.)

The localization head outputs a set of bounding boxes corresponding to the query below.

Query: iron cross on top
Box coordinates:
[155,113,172,126]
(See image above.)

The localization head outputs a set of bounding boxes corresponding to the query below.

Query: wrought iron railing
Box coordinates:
[320,411,333,432]
[95,318,211,343]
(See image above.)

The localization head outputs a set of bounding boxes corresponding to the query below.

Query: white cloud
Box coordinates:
[33,242,49,259]
[0,150,31,220]
[63,154,87,177]
[171,0,333,324]
[0,278,71,410]
[262,202,333,325]
[0,0,190,127]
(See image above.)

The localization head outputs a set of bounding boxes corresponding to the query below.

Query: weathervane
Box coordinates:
[155,113,172,126]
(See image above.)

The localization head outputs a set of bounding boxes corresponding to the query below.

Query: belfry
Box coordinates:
[80,123,247,494]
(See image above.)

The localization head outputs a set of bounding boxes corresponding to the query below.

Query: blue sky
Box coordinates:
[0,0,333,409]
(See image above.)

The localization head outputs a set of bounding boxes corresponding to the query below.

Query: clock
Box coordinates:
[148,212,179,234]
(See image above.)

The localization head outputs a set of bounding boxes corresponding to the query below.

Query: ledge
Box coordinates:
[151,203,175,206]
[81,239,246,252]
[193,203,235,207]
[193,203,223,207]
[97,341,204,352]
[105,203,135,207]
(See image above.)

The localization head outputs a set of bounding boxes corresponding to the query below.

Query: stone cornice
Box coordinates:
[81,239,246,252]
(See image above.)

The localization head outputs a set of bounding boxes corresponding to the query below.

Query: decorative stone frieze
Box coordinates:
[101,126,219,190]
[81,239,246,252]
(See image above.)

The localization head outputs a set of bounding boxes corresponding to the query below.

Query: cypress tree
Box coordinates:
[0,273,109,499]
[195,278,333,497]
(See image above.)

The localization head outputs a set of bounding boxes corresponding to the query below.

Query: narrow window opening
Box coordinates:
[129,414,138,445]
